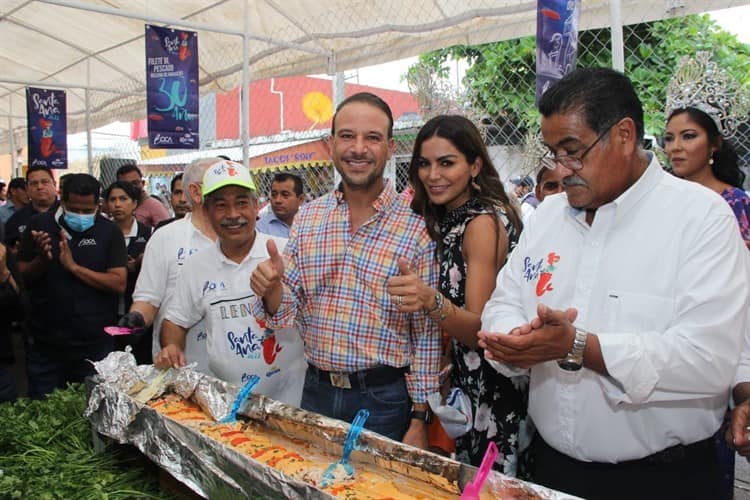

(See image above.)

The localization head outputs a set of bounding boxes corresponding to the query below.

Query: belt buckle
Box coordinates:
[329,372,352,389]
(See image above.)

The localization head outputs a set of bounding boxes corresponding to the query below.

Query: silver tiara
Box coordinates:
[665,52,749,139]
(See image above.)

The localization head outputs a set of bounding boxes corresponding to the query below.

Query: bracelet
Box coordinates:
[427,293,449,322]
[425,293,444,315]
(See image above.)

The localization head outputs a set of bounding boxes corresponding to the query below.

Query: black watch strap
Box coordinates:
[410,409,431,423]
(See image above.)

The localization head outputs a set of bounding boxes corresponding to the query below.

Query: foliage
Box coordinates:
[407,14,750,137]
[0,384,172,499]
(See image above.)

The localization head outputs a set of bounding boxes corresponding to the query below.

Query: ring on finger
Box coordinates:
[397,295,403,306]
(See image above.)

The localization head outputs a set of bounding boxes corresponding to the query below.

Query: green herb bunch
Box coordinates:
[0,383,172,499]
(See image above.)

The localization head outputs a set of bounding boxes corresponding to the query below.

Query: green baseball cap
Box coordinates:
[202,160,256,197]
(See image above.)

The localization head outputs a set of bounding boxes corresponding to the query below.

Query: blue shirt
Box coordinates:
[255,212,291,239]
[0,202,16,224]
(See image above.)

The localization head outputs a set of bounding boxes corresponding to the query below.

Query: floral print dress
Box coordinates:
[438,197,530,477]
[722,187,750,244]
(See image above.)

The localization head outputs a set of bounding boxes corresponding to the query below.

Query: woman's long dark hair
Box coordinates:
[667,107,744,188]
[408,115,523,245]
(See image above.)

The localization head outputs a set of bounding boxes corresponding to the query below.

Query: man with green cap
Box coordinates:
[155,160,305,405]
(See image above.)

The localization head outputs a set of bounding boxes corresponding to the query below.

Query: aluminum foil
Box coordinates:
[89,347,142,393]
[86,353,579,500]
[171,367,237,422]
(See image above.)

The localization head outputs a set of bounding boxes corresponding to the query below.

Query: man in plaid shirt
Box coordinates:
[251,92,440,448]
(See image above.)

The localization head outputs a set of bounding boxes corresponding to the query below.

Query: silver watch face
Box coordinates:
[558,358,583,371]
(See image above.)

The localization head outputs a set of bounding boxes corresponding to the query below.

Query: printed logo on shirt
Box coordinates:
[135,236,147,243]
[78,238,97,247]
[219,301,253,319]
[258,319,284,365]
[202,280,227,295]
[226,326,262,359]
[196,330,207,341]
[522,252,560,297]
[241,369,280,382]
[176,246,199,265]
[18,224,27,235]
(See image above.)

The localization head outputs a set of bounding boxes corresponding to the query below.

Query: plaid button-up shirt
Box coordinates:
[253,180,441,403]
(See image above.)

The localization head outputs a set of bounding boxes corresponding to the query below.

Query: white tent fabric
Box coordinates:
[0,0,744,152]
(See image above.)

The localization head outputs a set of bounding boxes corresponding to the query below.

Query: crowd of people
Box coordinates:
[1,55,750,499]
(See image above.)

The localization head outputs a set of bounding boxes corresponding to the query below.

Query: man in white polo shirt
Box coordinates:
[118,158,219,373]
[155,161,305,405]
[478,68,749,499]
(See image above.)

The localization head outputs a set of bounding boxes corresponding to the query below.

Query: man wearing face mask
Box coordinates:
[18,173,127,399]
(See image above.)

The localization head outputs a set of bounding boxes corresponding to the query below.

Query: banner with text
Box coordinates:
[535,0,580,105]
[26,87,67,169]
[145,25,199,149]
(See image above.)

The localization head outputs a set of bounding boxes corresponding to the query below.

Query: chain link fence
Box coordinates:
[398,11,750,189]
[3,4,749,198]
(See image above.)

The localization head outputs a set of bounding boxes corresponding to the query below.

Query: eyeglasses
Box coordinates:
[541,121,619,171]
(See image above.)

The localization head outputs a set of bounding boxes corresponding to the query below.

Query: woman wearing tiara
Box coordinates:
[664,52,750,499]
[664,52,750,247]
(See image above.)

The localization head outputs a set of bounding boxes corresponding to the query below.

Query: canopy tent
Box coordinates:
[1,0,745,158]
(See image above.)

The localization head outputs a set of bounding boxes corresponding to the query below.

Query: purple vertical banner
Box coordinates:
[536,0,580,105]
[26,87,68,169]
[145,25,199,149]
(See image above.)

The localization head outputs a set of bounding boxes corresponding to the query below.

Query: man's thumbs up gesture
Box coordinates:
[251,239,285,314]
[386,257,431,313]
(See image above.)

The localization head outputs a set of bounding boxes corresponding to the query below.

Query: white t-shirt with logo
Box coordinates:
[164,233,305,406]
[132,213,214,374]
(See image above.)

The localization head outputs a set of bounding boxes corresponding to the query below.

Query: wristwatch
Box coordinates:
[410,408,431,424]
[558,327,588,371]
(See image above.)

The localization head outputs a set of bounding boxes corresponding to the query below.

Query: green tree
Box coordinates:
[406,14,750,139]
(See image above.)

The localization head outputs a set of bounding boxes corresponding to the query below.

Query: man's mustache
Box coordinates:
[563,176,588,188]
[219,217,249,227]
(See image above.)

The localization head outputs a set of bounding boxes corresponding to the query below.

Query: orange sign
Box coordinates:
[250,139,330,170]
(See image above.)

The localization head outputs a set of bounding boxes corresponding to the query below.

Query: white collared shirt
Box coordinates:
[122,217,139,245]
[164,233,305,406]
[482,155,750,463]
[132,213,214,373]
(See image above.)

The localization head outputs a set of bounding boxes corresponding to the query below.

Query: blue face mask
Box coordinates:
[64,211,96,232]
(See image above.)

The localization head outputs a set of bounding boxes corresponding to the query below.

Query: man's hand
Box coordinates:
[118,310,146,330]
[250,239,284,313]
[402,420,429,449]
[30,230,53,260]
[478,303,578,368]
[386,257,432,313]
[58,232,77,272]
[154,344,186,369]
[728,399,750,456]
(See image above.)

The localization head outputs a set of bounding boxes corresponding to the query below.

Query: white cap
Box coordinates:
[202,160,256,197]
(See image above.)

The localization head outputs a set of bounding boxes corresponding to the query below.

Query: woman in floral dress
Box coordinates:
[388,115,526,476]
